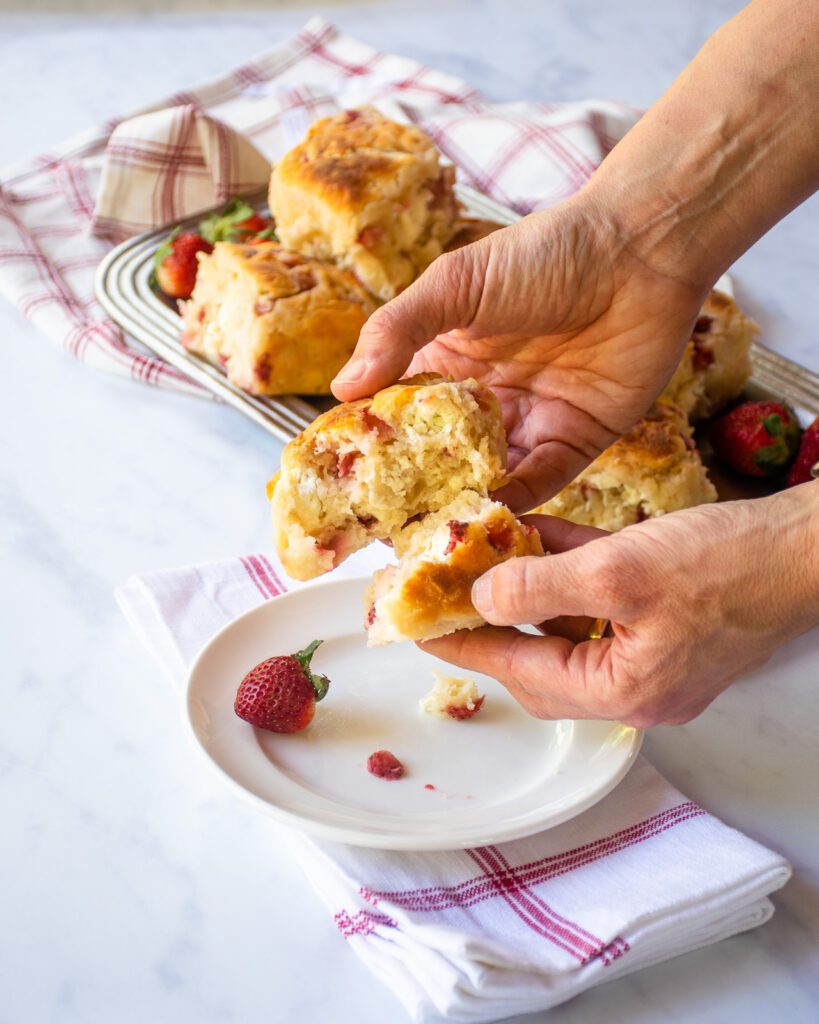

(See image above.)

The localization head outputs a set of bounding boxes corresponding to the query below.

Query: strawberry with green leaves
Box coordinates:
[153,229,213,300]
[711,400,802,478]
[234,640,329,733]
[199,198,276,244]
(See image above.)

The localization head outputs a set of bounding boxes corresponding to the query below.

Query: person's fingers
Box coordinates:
[331,245,485,401]
[523,516,610,640]
[491,431,614,514]
[520,514,609,553]
[471,534,639,626]
[536,614,599,644]
[419,626,615,720]
[508,516,609,642]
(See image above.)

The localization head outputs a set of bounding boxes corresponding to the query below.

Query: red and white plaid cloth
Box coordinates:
[0,16,639,399]
[117,545,790,1024]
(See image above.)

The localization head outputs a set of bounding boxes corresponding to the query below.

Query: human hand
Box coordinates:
[332,195,710,511]
[420,483,819,727]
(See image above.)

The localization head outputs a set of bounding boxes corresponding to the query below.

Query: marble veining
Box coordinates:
[1,3,817,1022]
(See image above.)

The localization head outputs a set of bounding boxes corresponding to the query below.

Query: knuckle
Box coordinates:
[357,305,394,350]
[585,542,652,615]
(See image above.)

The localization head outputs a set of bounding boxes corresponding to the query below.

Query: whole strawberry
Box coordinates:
[234,640,329,733]
[711,400,801,478]
[154,229,213,299]
[788,416,819,487]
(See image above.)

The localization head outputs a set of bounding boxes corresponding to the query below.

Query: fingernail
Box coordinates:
[472,571,494,613]
[333,359,367,386]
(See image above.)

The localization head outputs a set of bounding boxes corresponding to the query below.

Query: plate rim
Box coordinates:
[182,575,644,851]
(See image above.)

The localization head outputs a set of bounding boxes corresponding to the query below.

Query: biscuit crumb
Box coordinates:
[421,671,485,720]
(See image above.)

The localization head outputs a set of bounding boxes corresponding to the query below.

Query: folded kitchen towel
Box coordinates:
[116,547,791,1023]
[0,17,639,397]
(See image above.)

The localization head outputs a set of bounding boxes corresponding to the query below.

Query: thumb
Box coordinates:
[472,539,622,626]
[331,245,482,401]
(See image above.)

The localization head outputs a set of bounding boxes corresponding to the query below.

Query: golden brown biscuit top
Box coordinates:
[282,375,503,463]
[595,402,694,476]
[401,513,543,621]
[301,107,434,159]
[274,107,439,207]
[216,241,375,307]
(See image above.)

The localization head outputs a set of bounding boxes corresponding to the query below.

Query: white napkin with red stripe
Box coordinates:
[0,17,638,396]
[116,548,790,1023]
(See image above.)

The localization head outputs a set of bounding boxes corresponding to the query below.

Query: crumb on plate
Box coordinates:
[420,671,485,720]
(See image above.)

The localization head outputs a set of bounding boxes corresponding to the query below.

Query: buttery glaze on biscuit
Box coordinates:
[180,242,377,395]
[537,400,718,531]
[364,491,544,645]
[270,107,461,301]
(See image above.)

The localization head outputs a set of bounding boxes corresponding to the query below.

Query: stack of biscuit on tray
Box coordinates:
[174,107,759,642]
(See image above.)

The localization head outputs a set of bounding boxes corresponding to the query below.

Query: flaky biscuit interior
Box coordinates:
[270,376,508,580]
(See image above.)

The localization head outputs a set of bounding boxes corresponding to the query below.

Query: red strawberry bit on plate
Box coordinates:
[154,230,213,300]
[367,750,404,780]
[711,400,801,478]
[424,783,436,791]
[234,640,330,734]
[445,520,469,554]
[787,416,819,486]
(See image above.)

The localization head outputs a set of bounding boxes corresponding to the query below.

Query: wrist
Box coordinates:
[579,164,720,299]
[767,482,819,632]
[580,2,819,298]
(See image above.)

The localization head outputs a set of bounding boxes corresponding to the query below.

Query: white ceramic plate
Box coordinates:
[184,577,642,850]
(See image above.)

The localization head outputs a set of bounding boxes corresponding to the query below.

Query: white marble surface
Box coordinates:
[1,3,817,1023]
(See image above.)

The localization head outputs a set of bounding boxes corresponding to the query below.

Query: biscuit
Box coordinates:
[663,289,757,420]
[269,375,507,580]
[269,107,460,301]
[180,241,377,396]
[364,491,543,646]
[537,401,717,531]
